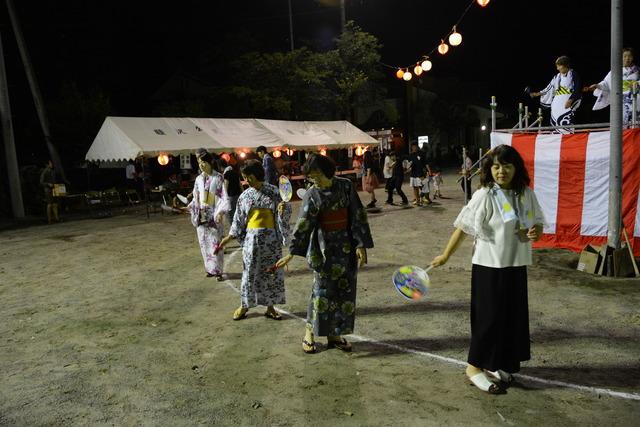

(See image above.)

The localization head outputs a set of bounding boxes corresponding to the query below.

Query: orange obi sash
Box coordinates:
[247,208,275,229]
[319,208,348,232]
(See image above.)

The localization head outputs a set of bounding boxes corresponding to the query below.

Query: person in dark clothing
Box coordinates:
[40,159,60,224]
[385,151,408,205]
[256,146,278,186]
[408,144,426,206]
[221,159,243,227]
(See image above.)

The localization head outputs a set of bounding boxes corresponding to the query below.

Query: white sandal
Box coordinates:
[486,370,514,384]
[467,372,504,394]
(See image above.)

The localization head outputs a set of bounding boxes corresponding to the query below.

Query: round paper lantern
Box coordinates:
[286,148,294,156]
[396,69,404,79]
[320,149,327,156]
[272,149,282,158]
[239,152,247,159]
[438,40,449,55]
[449,27,462,46]
[355,146,365,157]
[413,64,423,76]
[477,0,490,7]
[403,71,412,81]
[421,59,432,71]
[157,153,169,166]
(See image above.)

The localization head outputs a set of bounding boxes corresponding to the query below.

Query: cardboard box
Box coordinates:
[577,244,602,274]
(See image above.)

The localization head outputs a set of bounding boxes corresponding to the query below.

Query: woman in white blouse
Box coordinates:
[431,144,545,394]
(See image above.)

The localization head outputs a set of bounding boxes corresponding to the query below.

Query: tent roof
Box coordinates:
[86,117,379,161]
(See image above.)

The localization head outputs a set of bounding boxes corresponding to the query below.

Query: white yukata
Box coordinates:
[592,65,640,125]
[538,70,582,133]
[190,171,228,276]
[229,183,292,308]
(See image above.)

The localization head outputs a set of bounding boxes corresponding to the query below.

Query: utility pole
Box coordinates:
[5,0,67,183]
[607,0,622,250]
[340,0,346,32]
[0,27,25,218]
[288,0,294,51]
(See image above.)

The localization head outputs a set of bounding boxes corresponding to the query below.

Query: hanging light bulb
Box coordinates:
[395,68,404,79]
[476,0,490,7]
[403,70,412,81]
[449,26,462,46]
[413,63,423,76]
[421,57,432,71]
[157,153,169,166]
[438,40,449,55]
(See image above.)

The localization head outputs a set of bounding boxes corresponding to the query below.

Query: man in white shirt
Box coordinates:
[125,160,138,190]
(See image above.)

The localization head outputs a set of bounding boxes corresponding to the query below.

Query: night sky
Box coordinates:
[2,0,639,159]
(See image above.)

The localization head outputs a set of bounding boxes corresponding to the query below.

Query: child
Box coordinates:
[217,160,291,320]
[432,170,443,199]
[419,173,432,205]
[430,144,545,394]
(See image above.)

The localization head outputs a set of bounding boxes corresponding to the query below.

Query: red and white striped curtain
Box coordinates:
[490,129,640,256]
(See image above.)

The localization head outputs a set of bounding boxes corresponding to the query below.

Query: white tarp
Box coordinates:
[86,117,378,161]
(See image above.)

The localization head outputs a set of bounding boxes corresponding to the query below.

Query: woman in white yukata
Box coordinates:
[190,149,229,280]
[431,145,545,395]
[530,55,582,132]
[218,160,291,321]
[588,47,640,125]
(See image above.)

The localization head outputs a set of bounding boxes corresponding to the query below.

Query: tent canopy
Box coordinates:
[86,117,379,161]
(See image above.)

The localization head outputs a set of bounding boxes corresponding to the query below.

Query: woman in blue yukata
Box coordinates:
[277,154,374,354]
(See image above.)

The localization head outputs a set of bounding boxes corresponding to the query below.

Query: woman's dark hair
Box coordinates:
[363,150,374,169]
[480,144,530,192]
[196,148,213,166]
[623,47,635,57]
[555,55,571,67]
[302,153,336,178]
[256,146,267,154]
[240,159,265,181]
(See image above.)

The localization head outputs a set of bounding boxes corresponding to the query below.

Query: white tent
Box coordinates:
[86,117,379,161]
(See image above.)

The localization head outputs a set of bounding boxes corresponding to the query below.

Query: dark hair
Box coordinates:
[555,55,571,67]
[196,148,213,165]
[623,47,635,57]
[302,153,336,179]
[256,146,267,154]
[480,144,530,192]
[241,159,265,181]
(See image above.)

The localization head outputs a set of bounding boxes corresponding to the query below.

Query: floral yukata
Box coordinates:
[230,183,292,308]
[289,177,374,337]
[190,171,228,276]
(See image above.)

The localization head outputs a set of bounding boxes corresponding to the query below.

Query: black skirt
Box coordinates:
[467,264,531,373]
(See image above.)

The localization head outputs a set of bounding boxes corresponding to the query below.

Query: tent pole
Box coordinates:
[607,0,623,250]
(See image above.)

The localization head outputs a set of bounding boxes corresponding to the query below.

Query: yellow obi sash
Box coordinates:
[247,208,275,229]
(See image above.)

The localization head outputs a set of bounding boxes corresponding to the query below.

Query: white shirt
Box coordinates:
[125,164,136,179]
[454,187,545,268]
[383,155,393,178]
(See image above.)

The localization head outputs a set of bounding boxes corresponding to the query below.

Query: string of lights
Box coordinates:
[382,0,491,82]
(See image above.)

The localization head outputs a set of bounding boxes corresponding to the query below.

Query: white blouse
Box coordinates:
[454,187,546,268]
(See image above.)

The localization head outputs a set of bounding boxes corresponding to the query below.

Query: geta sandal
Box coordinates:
[327,337,352,352]
[466,372,504,395]
[486,370,514,384]
[302,339,317,354]
[264,310,282,320]
[232,307,248,320]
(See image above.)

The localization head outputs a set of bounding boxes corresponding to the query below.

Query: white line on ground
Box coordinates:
[222,249,640,402]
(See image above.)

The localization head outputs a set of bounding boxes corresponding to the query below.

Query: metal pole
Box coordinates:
[340,0,346,32]
[0,28,25,218]
[462,146,468,205]
[288,0,294,51]
[5,0,67,184]
[524,106,529,128]
[538,108,543,131]
[632,81,638,127]
[490,96,497,131]
[518,102,523,128]
[607,0,623,250]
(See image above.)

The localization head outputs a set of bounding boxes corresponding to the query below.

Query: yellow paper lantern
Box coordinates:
[477,0,490,7]
[395,68,404,79]
[449,27,462,46]
[413,64,423,76]
[157,153,169,166]
[272,149,282,158]
[438,40,449,55]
